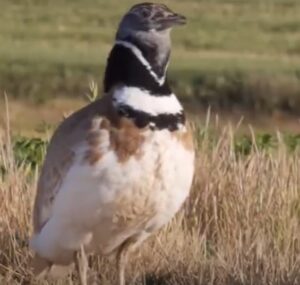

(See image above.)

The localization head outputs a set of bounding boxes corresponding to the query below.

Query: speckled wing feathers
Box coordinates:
[32,97,113,233]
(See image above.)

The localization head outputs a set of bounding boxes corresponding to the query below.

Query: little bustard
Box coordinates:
[30,3,195,285]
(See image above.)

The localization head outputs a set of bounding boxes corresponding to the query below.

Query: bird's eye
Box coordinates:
[141,9,150,18]
[152,11,164,20]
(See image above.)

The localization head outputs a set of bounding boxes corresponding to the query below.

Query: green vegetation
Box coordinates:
[1,0,300,114]
[12,136,47,169]
[4,130,299,172]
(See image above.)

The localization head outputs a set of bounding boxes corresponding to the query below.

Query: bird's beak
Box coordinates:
[157,12,187,30]
[167,13,187,26]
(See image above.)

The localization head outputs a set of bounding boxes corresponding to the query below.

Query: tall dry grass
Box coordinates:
[0,115,299,285]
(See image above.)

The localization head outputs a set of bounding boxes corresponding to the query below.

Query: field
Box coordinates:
[1,0,300,133]
[0,0,300,284]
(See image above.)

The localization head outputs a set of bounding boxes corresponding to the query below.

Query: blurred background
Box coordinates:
[1,0,300,136]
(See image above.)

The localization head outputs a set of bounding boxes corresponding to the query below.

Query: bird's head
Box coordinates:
[116,2,186,42]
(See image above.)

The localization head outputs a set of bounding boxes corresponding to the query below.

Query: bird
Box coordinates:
[30,2,195,285]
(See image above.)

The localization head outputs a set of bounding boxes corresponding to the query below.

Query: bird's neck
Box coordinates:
[122,35,170,80]
[103,39,185,131]
[103,39,171,95]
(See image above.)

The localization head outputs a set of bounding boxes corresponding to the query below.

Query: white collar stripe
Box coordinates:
[113,86,183,116]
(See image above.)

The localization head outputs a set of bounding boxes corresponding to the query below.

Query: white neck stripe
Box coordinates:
[115,40,166,86]
[112,86,183,116]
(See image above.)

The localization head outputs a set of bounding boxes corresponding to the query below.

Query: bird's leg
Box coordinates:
[116,232,149,285]
[116,238,136,285]
[117,244,128,285]
[74,245,88,285]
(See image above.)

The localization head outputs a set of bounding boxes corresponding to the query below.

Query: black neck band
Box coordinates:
[104,43,171,96]
[116,103,186,131]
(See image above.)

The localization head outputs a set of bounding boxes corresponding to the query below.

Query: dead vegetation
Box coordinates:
[0,116,299,285]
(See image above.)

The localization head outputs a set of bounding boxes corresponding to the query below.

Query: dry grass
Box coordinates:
[0,116,299,285]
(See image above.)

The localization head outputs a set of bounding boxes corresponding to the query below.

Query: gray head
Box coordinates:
[116,3,186,77]
[117,2,186,36]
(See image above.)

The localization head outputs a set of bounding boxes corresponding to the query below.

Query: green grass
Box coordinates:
[1,0,300,112]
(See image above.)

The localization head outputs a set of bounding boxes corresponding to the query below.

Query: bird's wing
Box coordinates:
[32,96,113,233]
[33,139,74,233]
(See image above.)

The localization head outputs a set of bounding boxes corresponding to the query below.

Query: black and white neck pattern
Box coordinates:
[104,40,185,131]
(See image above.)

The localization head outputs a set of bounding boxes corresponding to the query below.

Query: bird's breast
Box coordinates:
[43,120,194,258]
